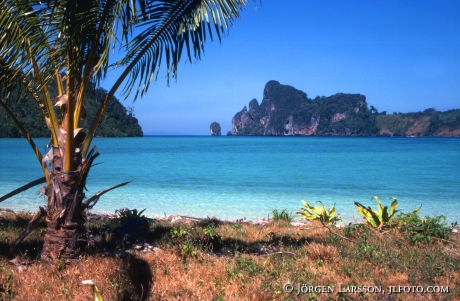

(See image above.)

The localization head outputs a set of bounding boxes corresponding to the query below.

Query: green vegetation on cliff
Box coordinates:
[377,108,460,137]
[0,86,143,138]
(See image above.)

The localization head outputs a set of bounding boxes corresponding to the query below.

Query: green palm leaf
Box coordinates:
[84,0,247,155]
[389,197,399,219]
[0,1,61,146]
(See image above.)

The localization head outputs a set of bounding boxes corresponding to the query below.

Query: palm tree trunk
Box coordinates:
[41,147,86,261]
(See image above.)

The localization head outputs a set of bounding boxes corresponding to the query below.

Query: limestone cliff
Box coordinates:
[210,121,222,136]
[231,80,378,136]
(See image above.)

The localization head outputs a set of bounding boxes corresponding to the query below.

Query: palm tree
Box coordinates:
[0,0,247,261]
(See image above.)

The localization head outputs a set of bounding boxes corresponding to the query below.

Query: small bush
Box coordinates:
[271,209,294,223]
[115,208,146,222]
[169,223,223,260]
[202,223,223,252]
[114,208,150,240]
[343,222,369,238]
[170,226,199,260]
[396,212,451,244]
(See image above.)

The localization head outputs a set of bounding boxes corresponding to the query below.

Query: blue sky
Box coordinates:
[104,0,460,135]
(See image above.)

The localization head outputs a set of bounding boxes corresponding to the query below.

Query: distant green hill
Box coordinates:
[0,87,143,138]
[376,109,460,137]
[231,81,460,137]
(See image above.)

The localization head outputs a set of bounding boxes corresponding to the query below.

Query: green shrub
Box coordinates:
[114,207,149,233]
[271,209,294,223]
[395,211,451,244]
[115,208,146,221]
[170,226,199,260]
[343,222,369,238]
[202,223,222,251]
[170,226,188,240]
[169,224,223,259]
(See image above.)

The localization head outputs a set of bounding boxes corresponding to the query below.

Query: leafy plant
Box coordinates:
[181,240,200,258]
[115,208,146,222]
[170,226,188,240]
[170,226,200,260]
[354,196,401,231]
[115,208,149,234]
[203,223,218,237]
[343,222,368,238]
[272,209,294,223]
[297,201,341,225]
[395,211,451,244]
[202,223,222,251]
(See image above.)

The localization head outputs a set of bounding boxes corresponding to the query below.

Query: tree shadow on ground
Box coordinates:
[141,218,327,256]
[0,212,45,260]
[118,254,153,301]
[1,212,153,301]
[216,231,317,256]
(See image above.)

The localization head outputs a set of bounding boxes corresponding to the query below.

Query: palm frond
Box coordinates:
[121,0,247,99]
[83,0,247,155]
[83,181,131,210]
[0,177,47,203]
[0,1,62,146]
[0,99,49,180]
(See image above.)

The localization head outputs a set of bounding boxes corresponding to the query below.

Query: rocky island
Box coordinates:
[231,80,460,137]
[210,122,222,136]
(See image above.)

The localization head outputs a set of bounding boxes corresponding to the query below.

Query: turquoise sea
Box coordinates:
[0,136,459,224]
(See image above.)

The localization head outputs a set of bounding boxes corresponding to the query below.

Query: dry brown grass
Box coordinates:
[0,211,459,301]
[2,255,151,301]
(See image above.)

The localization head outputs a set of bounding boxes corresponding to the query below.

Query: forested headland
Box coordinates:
[0,85,143,138]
